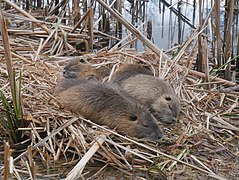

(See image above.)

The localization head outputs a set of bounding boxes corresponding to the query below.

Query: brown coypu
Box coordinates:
[112,64,180,124]
[111,64,153,83]
[62,59,110,80]
[53,78,163,142]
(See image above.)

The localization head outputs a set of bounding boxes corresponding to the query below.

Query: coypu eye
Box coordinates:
[80,59,85,63]
[129,114,138,121]
[148,107,155,113]
[165,96,171,101]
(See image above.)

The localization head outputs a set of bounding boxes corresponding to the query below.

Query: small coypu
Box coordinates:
[62,59,110,80]
[112,65,180,124]
[53,78,163,142]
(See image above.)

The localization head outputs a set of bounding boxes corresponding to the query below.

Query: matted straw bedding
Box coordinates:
[0,48,239,179]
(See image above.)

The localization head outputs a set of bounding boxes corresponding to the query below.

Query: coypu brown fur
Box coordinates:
[112,65,180,124]
[111,64,153,83]
[53,78,163,142]
[62,59,110,80]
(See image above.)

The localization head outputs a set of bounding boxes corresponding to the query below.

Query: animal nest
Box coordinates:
[0,4,238,178]
[0,48,238,179]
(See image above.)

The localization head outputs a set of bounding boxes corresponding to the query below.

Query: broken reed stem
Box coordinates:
[78,117,226,180]
[4,141,11,180]
[0,5,16,107]
[13,117,79,162]
[224,0,234,80]
[73,0,80,25]
[27,146,36,180]
[88,6,94,51]
[203,38,210,90]
[71,8,91,33]
[197,0,203,72]
[66,135,107,180]
[4,0,50,34]
[214,0,222,68]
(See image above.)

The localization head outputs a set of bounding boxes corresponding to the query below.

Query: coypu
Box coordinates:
[111,64,153,83]
[112,65,180,124]
[53,78,163,142]
[62,59,110,80]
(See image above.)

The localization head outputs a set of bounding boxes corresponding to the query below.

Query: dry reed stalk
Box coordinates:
[0,2,239,179]
[87,7,94,51]
[95,0,167,59]
[93,0,117,28]
[73,0,80,25]
[13,117,79,162]
[0,6,16,105]
[0,48,239,177]
[197,0,203,72]
[187,70,237,86]
[66,135,107,179]
[202,38,210,90]
[34,38,44,61]
[0,46,31,63]
[4,0,50,34]
[4,142,11,180]
[27,146,36,180]
[105,138,153,163]
[214,0,222,68]
[78,117,227,180]
[109,22,145,51]
[71,8,91,33]
[237,31,239,68]
[89,163,110,179]
[205,112,239,131]
[96,0,237,87]
[224,0,234,80]
[25,160,34,180]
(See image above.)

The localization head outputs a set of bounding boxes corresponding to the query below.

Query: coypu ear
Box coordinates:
[85,75,97,80]
[129,113,138,121]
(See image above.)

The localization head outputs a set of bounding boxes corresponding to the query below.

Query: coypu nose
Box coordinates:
[156,130,164,140]
[172,117,177,122]
[146,130,163,143]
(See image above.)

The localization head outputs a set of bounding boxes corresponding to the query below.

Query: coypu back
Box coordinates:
[119,74,180,124]
[62,59,110,80]
[53,78,163,142]
[112,64,153,83]
[121,74,176,100]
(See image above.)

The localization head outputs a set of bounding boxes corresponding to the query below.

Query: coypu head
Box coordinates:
[112,102,164,143]
[150,94,180,124]
[62,59,97,79]
[62,59,110,80]
[130,109,164,142]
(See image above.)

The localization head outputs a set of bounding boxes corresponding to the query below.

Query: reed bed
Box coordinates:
[0,0,239,179]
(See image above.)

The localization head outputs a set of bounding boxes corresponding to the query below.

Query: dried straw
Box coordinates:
[0,1,238,179]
